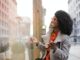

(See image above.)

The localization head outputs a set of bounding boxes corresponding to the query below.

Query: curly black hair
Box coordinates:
[55,10,73,36]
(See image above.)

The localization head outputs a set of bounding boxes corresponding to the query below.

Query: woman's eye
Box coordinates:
[54,18,56,21]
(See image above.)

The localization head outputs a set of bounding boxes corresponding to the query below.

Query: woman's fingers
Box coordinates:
[30,37,38,44]
[44,44,49,48]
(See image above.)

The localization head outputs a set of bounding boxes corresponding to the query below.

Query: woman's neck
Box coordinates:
[53,27,59,32]
[49,27,59,35]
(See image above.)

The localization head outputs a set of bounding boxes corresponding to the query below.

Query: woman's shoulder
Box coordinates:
[62,34,71,45]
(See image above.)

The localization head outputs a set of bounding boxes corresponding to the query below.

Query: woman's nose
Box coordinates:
[51,19,54,23]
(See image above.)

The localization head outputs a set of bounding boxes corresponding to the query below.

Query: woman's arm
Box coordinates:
[36,41,46,51]
[51,39,71,60]
[31,37,48,51]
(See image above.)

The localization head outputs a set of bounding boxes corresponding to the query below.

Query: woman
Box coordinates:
[31,10,73,60]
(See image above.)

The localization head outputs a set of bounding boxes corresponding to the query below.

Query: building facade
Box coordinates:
[68,0,80,42]
[16,17,31,42]
[0,0,17,60]
[15,16,31,60]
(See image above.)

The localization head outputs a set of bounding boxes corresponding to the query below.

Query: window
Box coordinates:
[79,4,80,9]
[79,12,80,16]
[76,0,80,3]
[68,0,72,4]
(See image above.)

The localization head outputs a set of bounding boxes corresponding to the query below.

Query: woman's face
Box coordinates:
[50,16,59,28]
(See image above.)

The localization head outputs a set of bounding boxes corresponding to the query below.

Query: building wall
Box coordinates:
[0,0,17,60]
[16,17,31,40]
[15,16,31,60]
[0,0,17,46]
[68,0,80,42]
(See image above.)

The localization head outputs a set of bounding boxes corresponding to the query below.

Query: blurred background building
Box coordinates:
[16,17,31,42]
[68,0,80,43]
[11,16,31,60]
[0,0,17,60]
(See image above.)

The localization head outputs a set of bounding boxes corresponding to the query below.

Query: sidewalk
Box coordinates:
[68,44,80,60]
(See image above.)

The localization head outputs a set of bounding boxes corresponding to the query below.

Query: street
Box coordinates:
[68,44,80,60]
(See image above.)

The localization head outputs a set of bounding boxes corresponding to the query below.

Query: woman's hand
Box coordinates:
[30,37,39,44]
[49,42,57,50]
[44,43,49,49]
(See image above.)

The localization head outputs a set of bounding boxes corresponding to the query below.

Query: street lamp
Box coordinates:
[42,25,46,35]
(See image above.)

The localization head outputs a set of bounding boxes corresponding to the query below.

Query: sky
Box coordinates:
[17,0,68,33]
[17,0,33,18]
